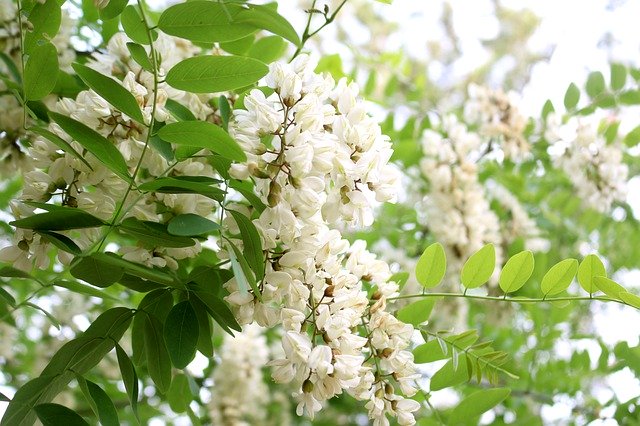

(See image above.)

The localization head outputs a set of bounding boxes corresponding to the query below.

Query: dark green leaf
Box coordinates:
[168,214,220,236]
[430,359,469,391]
[72,63,145,124]
[165,99,197,122]
[29,126,93,171]
[191,297,214,357]
[127,42,153,72]
[166,55,268,94]
[227,210,264,281]
[38,231,81,255]
[144,314,173,393]
[34,403,88,426]
[116,344,139,420]
[119,217,196,248]
[218,95,231,131]
[164,301,199,369]
[158,2,257,43]
[138,176,225,201]
[70,253,125,288]
[191,283,241,334]
[10,209,105,231]
[24,43,59,101]
[413,340,447,364]
[83,380,119,426]
[49,112,132,182]
[158,121,246,162]
[53,280,117,301]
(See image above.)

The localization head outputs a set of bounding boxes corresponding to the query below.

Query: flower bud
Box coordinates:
[302,378,314,393]
[268,181,281,207]
[324,285,335,297]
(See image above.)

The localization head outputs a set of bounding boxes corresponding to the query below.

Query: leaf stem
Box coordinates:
[290,0,348,60]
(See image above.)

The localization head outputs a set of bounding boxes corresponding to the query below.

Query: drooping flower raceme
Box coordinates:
[224,55,419,425]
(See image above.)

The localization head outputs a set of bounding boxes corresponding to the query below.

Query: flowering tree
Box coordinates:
[0,0,639,425]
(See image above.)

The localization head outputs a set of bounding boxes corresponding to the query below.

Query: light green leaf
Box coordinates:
[619,90,640,105]
[167,374,193,413]
[158,121,246,162]
[23,0,61,53]
[461,243,495,289]
[577,254,606,294]
[99,0,128,20]
[430,359,469,391]
[586,71,606,98]
[499,250,534,294]
[158,2,257,43]
[49,112,132,182]
[396,298,437,326]
[10,208,105,231]
[413,340,447,364]
[164,301,199,369]
[449,388,511,425]
[593,276,625,300]
[220,35,255,55]
[247,35,287,63]
[24,43,59,101]
[564,82,580,110]
[166,55,268,94]
[127,42,153,72]
[540,258,578,296]
[611,63,627,91]
[121,5,155,45]
[624,125,640,147]
[236,5,301,45]
[619,291,640,309]
[72,63,145,125]
[168,214,220,236]
[34,404,88,426]
[415,242,447,288]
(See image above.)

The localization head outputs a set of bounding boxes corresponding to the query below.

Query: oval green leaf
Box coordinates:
[70,254,125,288]
[144,315,173,393]
[449,388,511,424]
[164,301,199,369]
[396,298,437,327]
[116,344,139,420]
[593,276,626,300]
[166,55,268,94]
[23,0,61,53]
[499,250,534,294]
[236,4,301,45]
[540,258,578,296]
[461,243,496,289]
[158,2,257,43]
[10,209,105,231]
[158,121,246,162]
[577,254,606,294]
[415,242,447,288]
[564,82,581,110]
[34,403,89,426]
[24,43,59,101]
[168,214,220,236]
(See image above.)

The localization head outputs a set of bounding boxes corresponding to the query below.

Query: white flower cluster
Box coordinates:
[225,55,419,425]
[548,117,628,212]
[209,325,270,426]
[0,33,217,270]
[464,83,530,160]
[419,115,503,284]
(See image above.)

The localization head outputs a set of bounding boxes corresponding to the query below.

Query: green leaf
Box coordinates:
[624,125,640,147]
[191,297,214,357]
[49,112,132,182]
[116,344,139,420]
[619,291,640,309]
[53,280,118,301]
[413,340,447,364]
[121,5,154,45]
[70,253,125,288]
[23,0,61,53]
[164,301,199,369]
[24,43,59,101]
[228,210,264,282]
[594,276,626,299]
[144,314,173,393]
[166,55,268,94]
[247,35,287,64]
[38,231,81,255]
[127,42,153,72]
[119,217,196,248]
[0,266,35,280]
[227,240,261,301]
[158,2,257,43]
[541,99,555,119]
[220,35,256,55]
[415,242,447,288]
[165,99,197,122]
[449,388,511,425]
[29,126,93,171]
[137,176,225,201]
[167,373,193,413]
[461,243,496,289]
[0,392,9,402]
[10,209,105,231]
[34,403,88,426]
[499,250,534,294]
[83,380,119,426]
[586,71,606,98]
[540,258,578,296]
[219,95,231,131]
[168,214,220,236]
[611,63,627,91]
[72,63,145,125]
[236,5,301,45]
[619,90,640,105]
[430,359,469,391]
[99,0,128,20]
[158,121,246,162]
[396,298,437,326]
[577,254,606,294]
[132,290,174,366]
[191,283,242,334]
[564,83,580,110]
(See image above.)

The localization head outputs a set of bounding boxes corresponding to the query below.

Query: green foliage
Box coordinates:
[397,298,437,326]
[449,388,511,425]
[577,254,606,294]
[540,258,578,296]
[165,55,269,93]
[158,121,246,162]
[23,0,61,53]
[34,403,88,426]
[24,43,58,100]
[499,250,535,294]
[461,243,496,289]
[415,242,447,288]
[163,301,199,369]
[564,82,581,110]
